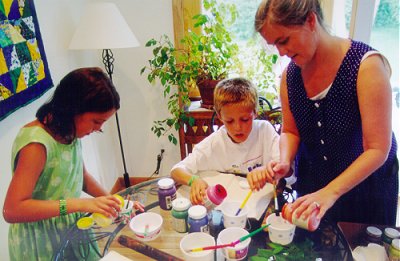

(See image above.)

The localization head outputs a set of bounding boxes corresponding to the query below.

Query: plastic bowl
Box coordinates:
[129,212,163,241]
[266,213,296,245]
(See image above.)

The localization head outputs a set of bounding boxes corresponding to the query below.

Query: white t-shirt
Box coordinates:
[172,120,280,174]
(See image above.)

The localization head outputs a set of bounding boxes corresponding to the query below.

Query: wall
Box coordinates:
[0,0,179,259]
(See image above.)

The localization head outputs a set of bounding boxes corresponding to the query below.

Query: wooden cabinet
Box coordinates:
[178,101,222,160]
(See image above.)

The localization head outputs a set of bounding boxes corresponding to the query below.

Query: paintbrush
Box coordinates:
[235,190,252,216]
[273,181,279,216]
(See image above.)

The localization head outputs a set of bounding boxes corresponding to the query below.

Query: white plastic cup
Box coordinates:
[217,227,251,261]
[266,213,296,245]
[119,200,134,224]
[220,201,248,228]
[179,232,215,261]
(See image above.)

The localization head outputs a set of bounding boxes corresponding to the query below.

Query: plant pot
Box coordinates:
[197,79,220,109]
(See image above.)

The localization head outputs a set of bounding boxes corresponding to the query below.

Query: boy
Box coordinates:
[171,77,280,204]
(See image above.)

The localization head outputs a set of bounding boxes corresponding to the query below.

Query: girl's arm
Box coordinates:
[82,164,109,197]
[3,143,121,223]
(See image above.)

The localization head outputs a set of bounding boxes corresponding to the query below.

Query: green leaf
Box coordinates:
[145,39,157,47]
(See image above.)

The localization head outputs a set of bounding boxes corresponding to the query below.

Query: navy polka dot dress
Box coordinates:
[287,40,398,225]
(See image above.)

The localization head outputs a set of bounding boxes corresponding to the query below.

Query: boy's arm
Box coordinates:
[171,166,208,204]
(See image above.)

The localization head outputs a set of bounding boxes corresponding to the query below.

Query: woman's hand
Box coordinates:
[190,178,208,205]
[290,187,339,221]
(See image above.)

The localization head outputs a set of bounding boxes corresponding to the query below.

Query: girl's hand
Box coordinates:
[290,187,339,221]
[190,178,208,205]
[131,201,145,216]
[83,195,122,218]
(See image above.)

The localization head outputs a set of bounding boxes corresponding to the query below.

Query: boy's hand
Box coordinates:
[247,166,269,191]
[190,178,208,205]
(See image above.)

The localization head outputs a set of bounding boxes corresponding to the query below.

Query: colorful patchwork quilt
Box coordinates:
[0,0,53,120]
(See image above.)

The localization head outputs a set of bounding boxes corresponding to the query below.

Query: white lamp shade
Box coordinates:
[69,2,140,50]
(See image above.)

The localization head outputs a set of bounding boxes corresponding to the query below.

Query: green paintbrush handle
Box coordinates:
[238,224,270,243]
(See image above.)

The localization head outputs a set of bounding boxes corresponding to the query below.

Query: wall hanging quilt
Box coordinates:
[0,0,53,121]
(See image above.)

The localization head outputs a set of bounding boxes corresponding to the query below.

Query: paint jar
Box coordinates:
[188,205,209,234]
[171,197,191,233]
[364,226,383,245]
[389,238,400,261]
[383,228,400,254]
[203,184,227,212]
[281,203,320,231]
[157,178,177,210]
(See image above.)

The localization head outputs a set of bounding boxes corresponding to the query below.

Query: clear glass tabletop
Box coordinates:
[53,177,352,260]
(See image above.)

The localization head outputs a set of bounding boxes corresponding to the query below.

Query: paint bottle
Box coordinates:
[364,226,383,245]
[157,178,177,210]
[203,184,227,212]
[171,197,191,233]
[188,205,209,234]
[383,228,400,254]
[281,203,320,231]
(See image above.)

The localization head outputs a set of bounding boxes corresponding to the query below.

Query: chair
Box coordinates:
[178,110,223,160]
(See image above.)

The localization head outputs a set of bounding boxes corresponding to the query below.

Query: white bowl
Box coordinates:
[129,212,163,241]
[266,213,296,245]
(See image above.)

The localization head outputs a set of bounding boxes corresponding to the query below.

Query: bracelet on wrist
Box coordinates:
[188,175,199,187]
[59,199,67,216]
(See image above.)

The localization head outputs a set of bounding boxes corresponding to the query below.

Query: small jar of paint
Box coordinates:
[281,203,320,231]
[188,205,209,234]
[383,228,400,254]
[203,184,227,212]
[389,238,400,261]
[171,197,191,233]
[364,226,383,245]
[157,178,177,210]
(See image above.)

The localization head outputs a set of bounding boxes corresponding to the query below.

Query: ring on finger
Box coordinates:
[313,201,320,209]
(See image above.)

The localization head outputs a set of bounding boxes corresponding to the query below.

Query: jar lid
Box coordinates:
[385,228,400,239]
[172,197,191,211]
[77,217,94,230]
[158,178,175,189]
[188,205,207,219]
[366,226,382,238]
[392,238,400,250]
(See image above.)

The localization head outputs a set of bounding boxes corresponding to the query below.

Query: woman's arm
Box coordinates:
[272,70,301,179]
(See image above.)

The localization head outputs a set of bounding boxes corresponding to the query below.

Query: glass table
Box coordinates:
[54,177,353,260]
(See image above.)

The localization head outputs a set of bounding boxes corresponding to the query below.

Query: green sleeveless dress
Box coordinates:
[8,126,99,261]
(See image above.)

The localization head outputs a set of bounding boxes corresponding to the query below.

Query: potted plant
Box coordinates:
[141,0,239,144]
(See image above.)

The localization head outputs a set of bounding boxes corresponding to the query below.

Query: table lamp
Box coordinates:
[69,2,140,188]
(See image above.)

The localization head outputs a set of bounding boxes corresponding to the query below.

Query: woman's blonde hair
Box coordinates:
[254,0,325,33]
[213,77,258,115]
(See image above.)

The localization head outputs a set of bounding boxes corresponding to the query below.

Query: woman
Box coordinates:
[3,67,144,260]
[254,0,398,225]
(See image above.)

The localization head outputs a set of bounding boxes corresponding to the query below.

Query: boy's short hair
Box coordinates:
[213,77,258,115]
